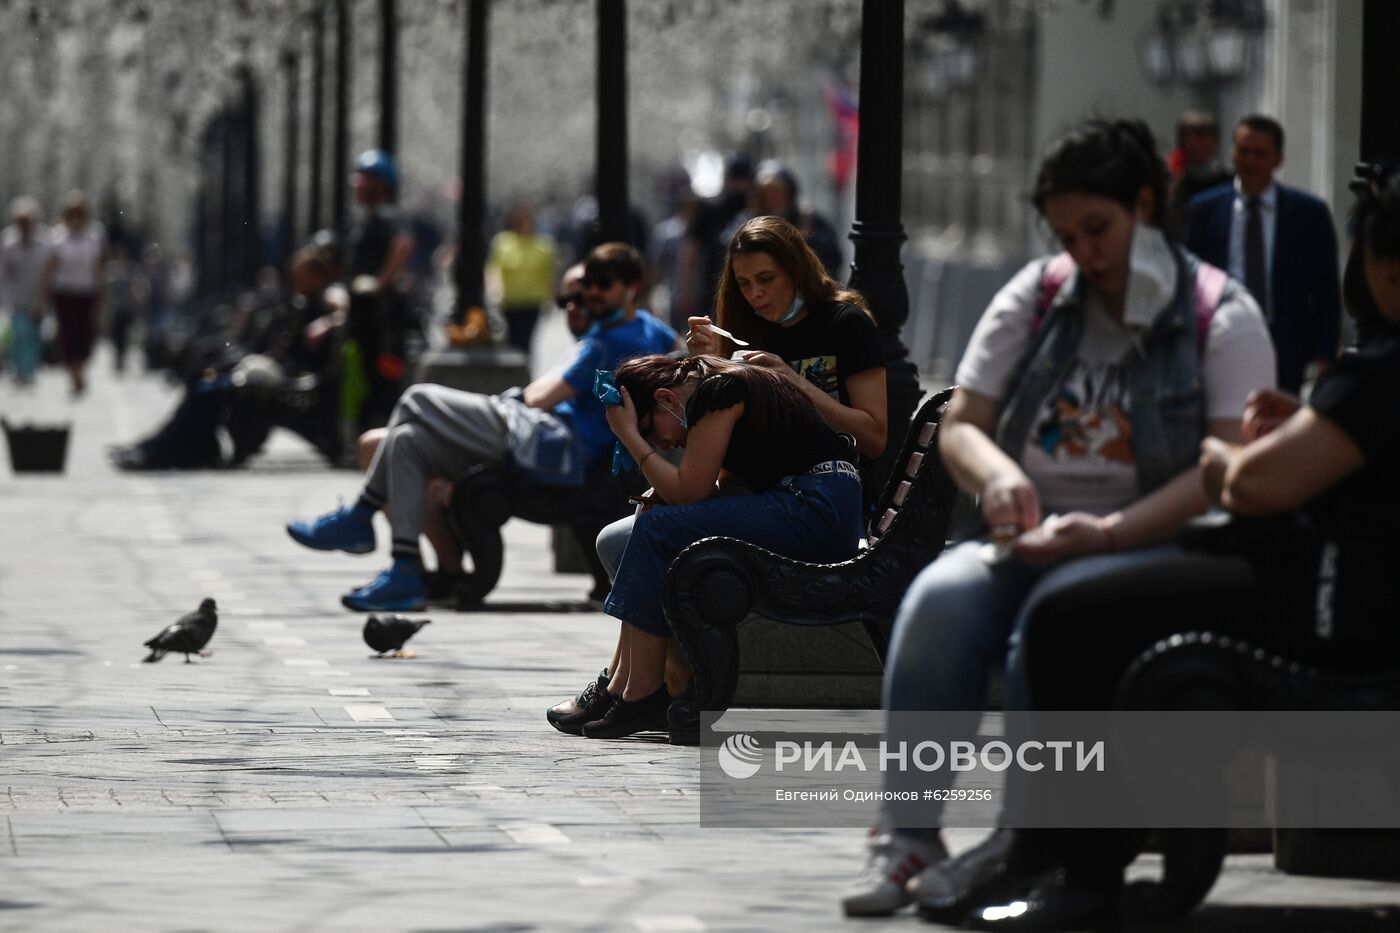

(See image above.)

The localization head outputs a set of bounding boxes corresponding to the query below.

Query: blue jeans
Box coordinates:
[604,467,863,637]
[8,310,41,382]
[882,539,1177,830]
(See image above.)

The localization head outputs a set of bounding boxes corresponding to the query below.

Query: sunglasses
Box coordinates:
[581,274,615,290]
[556,292,583,308]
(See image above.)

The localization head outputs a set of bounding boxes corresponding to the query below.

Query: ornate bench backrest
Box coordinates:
[864,388,957,556]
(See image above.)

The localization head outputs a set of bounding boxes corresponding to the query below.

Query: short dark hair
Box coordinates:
[1236,114,1285,155]
[1032,118,1169,228]
[1176,110,1218,142]
[583,242,644,286]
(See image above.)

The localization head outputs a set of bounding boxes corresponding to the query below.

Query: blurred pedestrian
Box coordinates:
[1186,114,1342,393]
[486,201,557,353]
[106,243,137,373]
[345,149,415,432]
[41,192,107,397]
[676,154,752,317]
[1164,110,1231,238]
[0,197,51,386]
[722,160,844,278]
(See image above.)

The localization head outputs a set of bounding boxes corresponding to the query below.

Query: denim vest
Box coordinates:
[993,248,1228,498]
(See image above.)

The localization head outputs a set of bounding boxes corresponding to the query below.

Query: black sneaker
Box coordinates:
[424,570,467,608]
[581,686,670,739]
[547,669,613,735]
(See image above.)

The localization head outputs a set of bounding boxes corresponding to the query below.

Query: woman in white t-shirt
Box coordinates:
[841,119,1276,922]
[41,192,106,395]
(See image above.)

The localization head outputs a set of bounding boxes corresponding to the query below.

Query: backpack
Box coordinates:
[1033,251,1229,355]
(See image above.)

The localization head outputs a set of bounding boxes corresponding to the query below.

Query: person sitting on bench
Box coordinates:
[285,242,679,612]
[549,214,886,733]
[938,158,1400,932]
[840,118,1277,922]
[558,353,866,739]
[107,242,346,470]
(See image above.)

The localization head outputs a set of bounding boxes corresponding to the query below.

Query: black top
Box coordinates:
[348,205,405,278]
[686,372,851,492]
[1301,331,1400,653]
[744,301,884,408]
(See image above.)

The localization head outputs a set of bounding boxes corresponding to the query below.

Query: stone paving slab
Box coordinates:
[1,353,1398,931]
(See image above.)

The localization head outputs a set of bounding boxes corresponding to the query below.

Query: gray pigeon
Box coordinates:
[143,598,218,663]
[363,614,430,656]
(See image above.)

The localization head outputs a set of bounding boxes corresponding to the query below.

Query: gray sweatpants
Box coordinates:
[362,383,510,560]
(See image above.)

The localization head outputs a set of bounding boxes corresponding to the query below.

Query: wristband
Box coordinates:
[638,449,658,469]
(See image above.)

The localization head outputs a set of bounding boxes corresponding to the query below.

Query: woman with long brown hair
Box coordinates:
[562,353,863,739]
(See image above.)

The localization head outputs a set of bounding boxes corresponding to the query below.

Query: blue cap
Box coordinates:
[354,149,398,190]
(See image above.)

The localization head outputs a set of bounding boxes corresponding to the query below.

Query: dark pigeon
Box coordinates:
[143,598,218,663]
[363,614,431,656]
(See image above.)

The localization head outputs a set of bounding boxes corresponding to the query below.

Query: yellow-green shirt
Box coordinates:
[487,231,556,306]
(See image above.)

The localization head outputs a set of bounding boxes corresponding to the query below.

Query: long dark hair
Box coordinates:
[1032,118,1169,230]
[714,215,869,345]
[614,353,822,442]
[1345,161,1400,336]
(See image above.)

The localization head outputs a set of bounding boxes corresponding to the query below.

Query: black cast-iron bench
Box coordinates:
[445,461,644,609]
[1100,631,1400,921]
[662,388,961,743]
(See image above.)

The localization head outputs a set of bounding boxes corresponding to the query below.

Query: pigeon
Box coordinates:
[363,614,431,657]
[142,598,218,663]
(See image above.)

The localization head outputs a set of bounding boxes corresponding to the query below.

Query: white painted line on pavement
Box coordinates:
[306,670,349,677]
[499,823,571,846]
[577,874,637,887]
[631,918,706,932]
[344,704,395,722]
[246,621,288,630]
[413,755,460,771]
[283,658,331,667]
[260,636,310,647]
[393,736,440,743]
[452,784,505,793]
[327,687,371,697]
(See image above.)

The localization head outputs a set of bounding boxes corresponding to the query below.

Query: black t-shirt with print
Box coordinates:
[745,301,884,407]
[685,373,851,493]
[1298,331,1400,657]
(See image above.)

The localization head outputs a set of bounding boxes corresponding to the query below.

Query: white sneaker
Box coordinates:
[840,828,948,917]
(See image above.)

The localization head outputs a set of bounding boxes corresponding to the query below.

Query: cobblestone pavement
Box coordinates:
[2,351,1398,932]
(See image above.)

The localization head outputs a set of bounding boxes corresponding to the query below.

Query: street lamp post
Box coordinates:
[849,0,921,493]
[596,0,629,245]
[309,2,326,234]
[456,0,489,322]
[379,0,398,157]
[332,0,351,238]
[281,48,300,266]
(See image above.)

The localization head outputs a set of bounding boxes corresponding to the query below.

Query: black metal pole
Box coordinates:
[309,1,326,234]
[596,0,628,245]
[379,0,398,157]
[1361,0,1400,163]
[332,0,351,239]
[282,48,300,267]
[456,0,489,322]
[240,66,262,282]
[848,0,920,493]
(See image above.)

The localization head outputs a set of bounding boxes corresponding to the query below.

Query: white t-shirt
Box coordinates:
[955,227,1276,516]
[0,225,51,311]
[49,221,106,294]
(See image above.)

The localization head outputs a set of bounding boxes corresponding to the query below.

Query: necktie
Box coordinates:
[1244,196,1268,315]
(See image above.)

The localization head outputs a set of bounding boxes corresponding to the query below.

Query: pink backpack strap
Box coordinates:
[1192,261,1228,356]
[1032,252,1077,333]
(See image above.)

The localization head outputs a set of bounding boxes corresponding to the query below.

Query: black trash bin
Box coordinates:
[3,420,71,473]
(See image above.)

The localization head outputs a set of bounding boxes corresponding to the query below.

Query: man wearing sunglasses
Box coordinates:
[287,242,682,612]
[558,262,589,338]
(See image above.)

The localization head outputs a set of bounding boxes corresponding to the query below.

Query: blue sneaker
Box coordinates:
[341,561,426,612]
[287,500,376,554]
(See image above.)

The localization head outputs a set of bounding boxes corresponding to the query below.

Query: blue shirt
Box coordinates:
[554,311,678,466]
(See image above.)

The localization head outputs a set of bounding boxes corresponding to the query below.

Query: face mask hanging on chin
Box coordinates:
[775,294,805,325]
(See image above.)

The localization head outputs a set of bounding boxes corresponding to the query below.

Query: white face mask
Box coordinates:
[657,399,688,429]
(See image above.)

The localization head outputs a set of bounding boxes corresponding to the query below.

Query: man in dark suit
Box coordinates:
[1185,114,1342,393]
